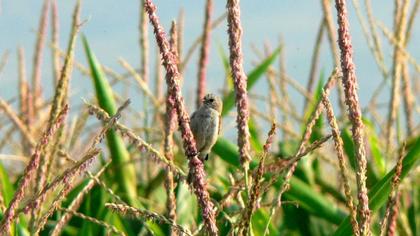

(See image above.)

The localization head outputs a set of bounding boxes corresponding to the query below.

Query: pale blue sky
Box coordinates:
[0,1,419,119]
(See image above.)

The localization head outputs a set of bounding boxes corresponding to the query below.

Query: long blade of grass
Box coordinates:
[82,36,138,207]
[0,164,13,206]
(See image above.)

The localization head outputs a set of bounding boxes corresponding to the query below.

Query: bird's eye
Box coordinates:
[209,98,214,102]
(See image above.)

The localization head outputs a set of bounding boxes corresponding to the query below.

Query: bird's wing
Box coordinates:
[218,114,221,135]
[190,111,205,151]
[190,111,198,135]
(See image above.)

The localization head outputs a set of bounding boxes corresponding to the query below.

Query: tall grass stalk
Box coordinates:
[144,1,218,233]
[196,0,213,108]
[0,105,68,234]
[226,0,252,195]
[335,0,371,234]
[32,0,50,115]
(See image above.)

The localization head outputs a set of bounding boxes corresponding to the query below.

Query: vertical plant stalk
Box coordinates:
[264,45,278,122]
[401,63,414,135]
[270,69,338,214]
[322,0,340,66]
[278,39,291,140]
[32,0,50,115]
[163,21,179,236]
[155,48,164,101]
[33,0,80,227]
[239,124,276,235]
[0,105,68,234]
[51,0,61,84]
[379,144,405,236]
[18,47,32,155]
[401,0,418,136]
[139,0,151,147]
[322,0,347,115]
[322,95,359,236]
[177,8,184,68]
[334,0,371,234]
[304,18,325,113]
[386,0,409,152]
[226,0,251,183]
[139,0,149,84]
[405,0,420,43]
[144,1,218,234]
[364,0,387,75]
[0,186,5,213]
[196,0,213,108]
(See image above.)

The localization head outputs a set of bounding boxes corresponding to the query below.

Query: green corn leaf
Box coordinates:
[364,119,386,176]
[251,209,279,236]
[221,47,281,116]
[217,43,233,91]
[82,36,138,207]
[333,136,420,236]
[284,177,346,225]
[213,138,346,225]
[0,163,14,206]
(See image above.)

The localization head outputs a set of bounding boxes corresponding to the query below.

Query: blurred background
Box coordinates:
[2,1,418,109]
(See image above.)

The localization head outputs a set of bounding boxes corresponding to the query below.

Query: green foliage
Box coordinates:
[221,47,281,116]
[1,2,418,235]
[82,36,138,207]
[334,137,420,235]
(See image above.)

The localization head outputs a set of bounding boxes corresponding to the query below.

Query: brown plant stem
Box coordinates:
[322,0,347,115]
[139,0,149,84]
[322,0,340,66]
[106,203,192,236]
[379,144,405,236]
[177,8,184,66]
[57,206,125,236]
[278,38,292,140]
[163,20,179,236]
[304,18,325,113]
[0,98,36,147]
[227,0,252,188]
[335,0,371,234]
[239,124,276,235]
[86,102,186,178]
[51,0,61,84]
[0,105,68,234]
[386,0,409,153]
[17,47,32,155]
[322,95,359,236]
[32,1,80,228]
[362,0,387,76]
[49,162,110,236]
[32,0,50,115]
[196,0,213,108]
[401,63,414,135]
[143,1,217,234]
[21,148,100,216]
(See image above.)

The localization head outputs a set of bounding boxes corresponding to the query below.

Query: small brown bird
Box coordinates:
[190,93,222,161]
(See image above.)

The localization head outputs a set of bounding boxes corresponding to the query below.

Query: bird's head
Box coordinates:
[202,93,223,113]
